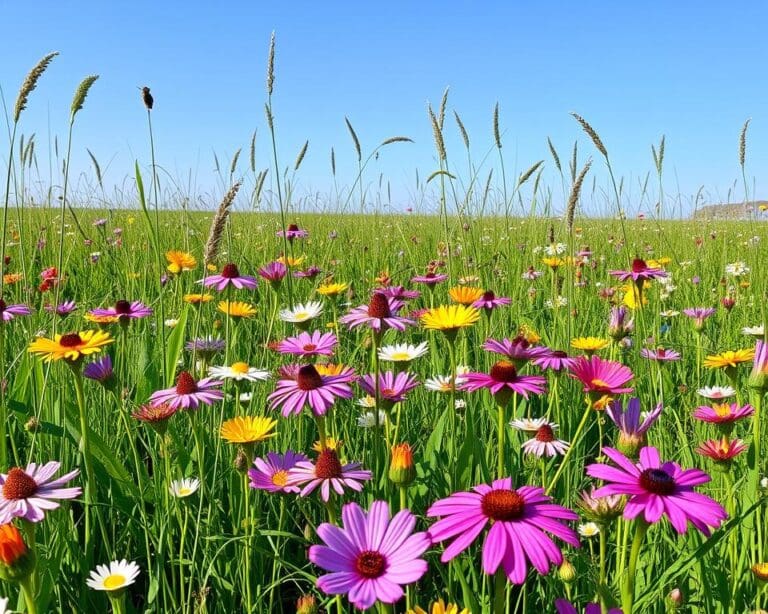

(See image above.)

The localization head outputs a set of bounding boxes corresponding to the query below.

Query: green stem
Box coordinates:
[20,575,38,614]
[546,400,592,496]
[493,568,506,614]
[71,366,96,563]
[497,402,506,480]
[621,520,648,614]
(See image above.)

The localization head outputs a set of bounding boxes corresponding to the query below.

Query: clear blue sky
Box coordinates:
[1,0,765,215]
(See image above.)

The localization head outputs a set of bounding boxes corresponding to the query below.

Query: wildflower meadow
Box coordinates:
[2,44,768,614]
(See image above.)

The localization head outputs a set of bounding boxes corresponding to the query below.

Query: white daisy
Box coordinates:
[378,342,429,362]
[725,261,750,277]
[578,522,600,537]
[742,325,765,337]
[208,362,270,382]
[86,559,141,592]
[169,478,200,498]
[164,318,179,328]
[279,301,323,324]
[509,416,550,433]
[521,422,569,457]
[357,411,387,428]
[697,385,737,400]
[454,399,467,410]
[356,395,376,408]
[660,310,680,318]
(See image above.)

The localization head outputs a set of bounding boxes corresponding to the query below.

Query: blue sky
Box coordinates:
[1,1,765,215]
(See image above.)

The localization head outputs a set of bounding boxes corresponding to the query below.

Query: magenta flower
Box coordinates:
[639,347,681,362]
[359,371,420,409]
[293,265,321,279]
[89,299,153,322]
[374,285,421,301]
[609,258,667,282]
[0,299,31,321]
[257,261,287,284]
[606,397,662,454]
[533,350,577,372]
[287,449,372,501]
[0,462,82,523]
[482,336,550,368]
[607,306,634,340]
[249,451,307,493]
[749,339,768,392]
[83,355,116,389]
[45,300,77,316]
[277,223,309,240]
[338,293,415,332]
[472,290,512,311]
[555,599,622,614]
[268,364,354,417]
[149,371,224,410]
[692,402,754,424]
[586,446,727,535]
[568,356,634,398]
[200,262,258,291]
[411,272,448,287]
[682,307,716,331]
[277,330,338,358]
[461,361,547,402]
[309,500,430,610]
[427,478,579,582]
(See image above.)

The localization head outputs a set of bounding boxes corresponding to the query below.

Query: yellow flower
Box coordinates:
[128,272,141,280]
[448,286,484,305]
[165,250,197,274]
[571,337,610,353]
[84,313,120,324]
[704,349,755,369]
[184,293,213,305]
[220,416,277,444]
[518,324,541,344]
[646,257,671,269]
[420,305,480,333]
[541,256,564,269]
[312,437,343,452]
[277,254,305,267]
[752,562,768,582]
[28,330,113,362]
[621,283,649,310]
[315,363,351,376]
[317,282,349,297]
[207,263,217,272]
[408,600,470,614]
[127,216,136,225]
[740,280,751,289]
[2,273,22,284]
[217,301,257,319]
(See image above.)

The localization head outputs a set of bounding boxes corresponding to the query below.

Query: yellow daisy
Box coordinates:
[220,416,277,444]
[84,313,120,324]
[704,349,755,369]
[217,301,257,319]
[408,600,470,614]
[184,293,213,305]
[646,256,671,269]
[541,256,564,269]
[28,330,113,362]
[277,254,306,267]
[420,305,480,333]
[752,562,768,582]
[312,437,343,452]
[571,336,610,354]
[165,250,197,274]
[448,286,484,305]
[621,283,649,310]
[518,324,541,344]
[2,273,22,284]
[317,282,349,297]
[315,363,353,377]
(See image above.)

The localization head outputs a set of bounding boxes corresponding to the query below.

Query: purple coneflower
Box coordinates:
[294,265,321,279]
[586,446,727,535]
[521,422,569,457]
[309,500,430,610]
[374,285,421,301]
[257,261,288,287]
[482,336,549,368]
[533,350,577,372]
[268,364,354,417]
[0,299,31,321]
[411,272,448,287]
[0,462,82,523]
[277,223,309,240]
[472,290,511,311]
[461,361,547,403]
[359,371,420,409]
[185,336,226,360]
[639,347,681,362]
[607,305,634,341]
[83,355,116,388]
[249,451,307,493]
[287,448,372,501]
[89,300,153,323]
[427,478,579,583]
[606,397,662,456]
[568,356,634,403]
[46,300,77,316]
[149,371,224,410]
[682,307,716,332]
[338,293,414,332]
[609,258,667,282]
[277,330,338,358]
[200,263,258,291]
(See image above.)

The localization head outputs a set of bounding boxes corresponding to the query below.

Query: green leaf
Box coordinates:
[164,306,189,388]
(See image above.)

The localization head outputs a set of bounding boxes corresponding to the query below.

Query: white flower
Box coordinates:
[208,362,270,382]
[454,399,467,410]
[86,559,141,592]
[279,301,323,324]
[357,411,387,428]
[164,318,179,328]
[522,269,542,281]
[519,421,568,457]
[378,342,429,362]
[660,310,680,318]
[725,261,750,277]
[578,522,600,537]
[424,375,455,393]
[169,478,200,498]
[509,417,550,433]
[544,296,567,309]
[742,325,765,337]
[697,386,736,400]
[356,395,377,408]
[543,242,567,256]
[239,392,253,402]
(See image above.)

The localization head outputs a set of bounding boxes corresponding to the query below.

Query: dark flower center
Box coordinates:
[367,293,391,319]
[511,335,530,349]
[3,468,38,500]
[481,488,525,521]
[535,425,555,442]
[302,344,317,352]
[639,468,676,495]
[0,299,5,312]
[315,449,343,479]
[552,350,568,358]
[631,258,647,273]
[490,361,518,382]
[221,263,240,278]
[175,371,198,395]
[425,273,436,279]
[114,300,131,315]
[288,223,299,233]
[482,291,496,301]
[59,333,83,347]
[297,364,323,391]
[657,348,666,358]
[354,550,387,578]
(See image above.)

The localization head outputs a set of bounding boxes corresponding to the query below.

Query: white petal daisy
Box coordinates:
[208,362,270,382]
[377,342,429,362]
[357,410,387,428]
[86,559,141,592]
[169,478,200,498]
[578,522,601,537]
[279,301,323,324]
[697,385,737,400]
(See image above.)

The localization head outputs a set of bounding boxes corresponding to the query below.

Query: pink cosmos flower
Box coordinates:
[461,361,547,401]
[692,402,754,424]
[277,330,338,357]
[482,336,550,368]
[359,371,420,408]
[639,347,681,361]
[472,290,512,311]
[309,500,430,610]
[89,300,153,322]
[249,451,307,493]
[427,478,579,582]
[586,446,727,535]
[0,299,31,321]
[268,364,354,417]
[609,258,667,282]
[338,293,414,332]
[149,371,224,410]
[257,261,288,284]
[200,262,258,291]
[287,449,372,501]
[568,356,634,398]
[0,462,82,523]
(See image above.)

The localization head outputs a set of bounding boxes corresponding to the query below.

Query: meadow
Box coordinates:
[1,50,768,614]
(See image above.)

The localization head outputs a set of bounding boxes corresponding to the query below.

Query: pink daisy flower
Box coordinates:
[277,330,338,358]
[482,336,550,368]
[586,446,727,535]
[200,262,258,291]
[460,361,547,403]
[0,299,31,321]
[682,307,716,331]
[692,402,754,424]
[0,462,82,523]
[521,422,570,457]
[639,347,681,361]
[338,293,415,332]
[568,355,634,399]
[696,437,747,463]
[427,477,579,582]
[411,272,448,287]
[89,299,153,322]
[309,500,430,610]
[472,290,512,311]
[287,449,372,501]
[257,261,288,285]
[609,258,667,282]
[533,350,577,372]
[268,364,354,417]
[249,451,307,493]
[277,223,309,240]
[374,285,421,301]
[149,371,224,410]
[45,300,77,316]
[358,371,420,409]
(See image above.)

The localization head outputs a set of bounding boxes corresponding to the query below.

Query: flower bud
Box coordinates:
[0,524,35,583]
[666,588,683,609]
[748,341,768,394]
[557,559,576,584]
[388,443,416,486]
[296,595,317,614]
[753,562,768,585]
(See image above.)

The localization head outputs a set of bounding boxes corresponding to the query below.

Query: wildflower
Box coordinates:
[131,402,177,435]
[0,462,81,523]
[277,223,309,240]
[609,258,667,282]
[208,362,270,382]
[268,363,354,417]
[471,290,511,311]
[339,293,414,332]
[606,397,663,456]
[568,356,634,404]
[545,296,568,309]
[359,371,419,408]
[317,281,348,297]
[408,600,469,614]
[220,416,277,444]
[279,302,324,328]
[554,600,622,614]
[749,339,768,393]
[703,348,755,370]
[697,385,736,400]
[742,325,765,338]
[521,422,570,457]
[639,347,681,362]
[752,563,768,583]
[378,342,429,363]
[424,373,467,393]
[287,449,372,501]
[45,300,77,316]
[510,417,551,433]
[427,477,579,582]
[28,330,112,363]
[533,350,577,372]
[309,500,429,610]
[296,595,318,614]
[576,487,625,523]
[183,293,213,305]
[169,478,200,498]
[257,261,288,286]
[312,437,342,452]
[682,307,716,332]
[482,336,549,367]
[389,443,416,485]
[420,305,480,337]
[185,336,225,360]
[277,330,338,357]
[586,446,727,535]
[0,523,35,582]
[86,559,140,591]
[249,451,307,493]
[692,402,754,429]
[578,522,600,538]
[461,361,547,404]
[89,300,152,323]
[294,265,321,279]
[521,267,542,281]
[83,355,117,389]
[542,256,564,269]
[607,306,634,341]
[449,286,484,305]
[0,299,30,321]
[277,254,306,267]
[725,261,750,277]
[571,337,610,355]
[358,410,388,428]
[375,285,421,301]
[149,371,224,410]
[411,272,448,286]
[696,437,747,466]
[166,250,197,274]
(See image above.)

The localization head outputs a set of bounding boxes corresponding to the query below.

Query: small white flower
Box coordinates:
[86,559,141,592]
[742,325,765,337]
[543,242,567,256]
[165,318,179,328]
[509,417,550,433]
[356,395,377,408]
[279,301,323,324]
[725,261,750,277]
[357,410,387,428]
[378,342,429,362]
[169,478,200,499]
[239,392,253,402]
[208,362,270,382]
[454,399,467,410]
[424,375,455,393]
[660,310,680,318]
[697,385,736,400]
[578,522,600,537]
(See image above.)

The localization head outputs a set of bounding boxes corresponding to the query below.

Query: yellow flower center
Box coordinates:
[103,574,126,590]
[713,403,731,418]
[391,352,410,361]
[294,312,309,320]
[178,487,191,496]
[271,470,289,487]
[231,362,250,375]
[591,378,610,389]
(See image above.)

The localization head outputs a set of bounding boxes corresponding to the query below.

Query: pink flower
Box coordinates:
[309,500,430,610]
[0,299,31,321]
[287,449,372,501]
[695,437,747,463]
[89,299,152,322]
[692,402,754,424]
[609,258,667,282]
[200,262,257,291]
[249,451,307,493]
[338,293,414,332]
[411,272,448,286]
[482,336,550,367]
[568,356,634,398]
[276,330,338,358]
[359,371,419,409]
[268,364,354,417]
[533,350,577,372]
[639,347,681,361]
[472,290,512,311]
[0,462,82,523]
[461,361,547,403]
[149,371,224,410]
[257,261,288,284]
[277,223,309,240]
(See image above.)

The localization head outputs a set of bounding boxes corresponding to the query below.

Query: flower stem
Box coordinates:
[20,575,38,614]
[621,520,648,614]
[71,366,97,563]
[497,402,506,480]
[492,569,506,614]
[546,400,592,496]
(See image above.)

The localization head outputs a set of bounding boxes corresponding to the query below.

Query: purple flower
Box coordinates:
[532,350,577,372]
[586,446,727,535]
[309,500,430,610]
[46,300,77,316]
[89,300,152,322]
[268,364,354,417]
[293,265,321,279]
[411,272,448,286]
[359,371,420,409]
[374,285,421,301]
[472,290,512,311]
[608,306,634,341]
[0,462,82,523]
[83,355,116,387]
[277,330,338,358]
[606,397,662,454]
[149,371,224,410]
[185,336,225,360]
[287,449,372,501]
[249,451,307,493]
[482,336,550,368]
[683,307,716,331]
[461,361,547,403]
[257,261,288,287]
[200,263,258,291]
[639,347,681,361]
[555,599,622,614]
[609,259,667,282]
[0,299,31,321]
[277,223,309,240]
[339,293,415,332]
[92,218,108,227]
[427,478,579,582]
